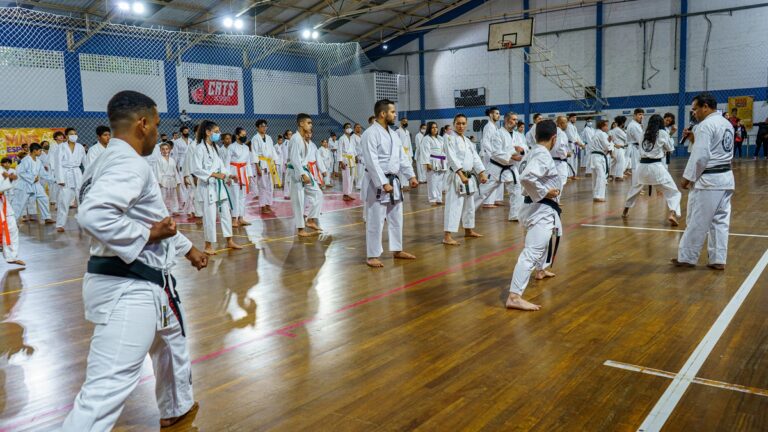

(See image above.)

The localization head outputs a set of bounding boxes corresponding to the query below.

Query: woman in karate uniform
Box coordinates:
[622,114,681,226]
[609,116,628,181]
[192,120,243,255]
[419,122,447,206]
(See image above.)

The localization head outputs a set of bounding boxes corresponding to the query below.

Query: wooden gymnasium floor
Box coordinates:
[2,159,768,432]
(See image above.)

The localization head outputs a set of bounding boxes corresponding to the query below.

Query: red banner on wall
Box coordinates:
[188,78,238,106]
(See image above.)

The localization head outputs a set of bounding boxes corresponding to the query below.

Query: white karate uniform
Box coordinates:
[226,142,252,219]
[525,124,537,149]
[481,120,501,205]
[156,156,182,213]
[13,156,51,221]
[362,122,415,258]
[318,146,333,186]
[182,141,204,216]
[609,127,628,177]
[624,129,681,216]
[581,125,596,173]
[39,150,55,203]
[84,143,107,170]
[353,133,365,190]
[0,169,20,262]
[396,128,413,187]
[476,128,525,220]
[414,131,427,183]
[509,143,562,295]
[287,133,325,229]
[626,119,644,185]
[172,138,193,214]
[551,129,570,191]
[565,122,583,176]
[171,137,190,170]
[419,135,447,204]
[339,134,356,195]
[192,143,233,243]
[54,142,85,229]
[281,139,291,198]
[590,129,613,200]
[677,112,735,265]
[329,138,339,174]
[62,138,194,431]
[252,134,277,208]
[47,141,62,204]
[444,134,485,233]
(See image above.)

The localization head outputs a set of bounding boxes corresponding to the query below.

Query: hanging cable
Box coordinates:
[646,20,661,88]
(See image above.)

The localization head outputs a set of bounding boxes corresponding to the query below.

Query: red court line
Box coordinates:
[1,208,615,432]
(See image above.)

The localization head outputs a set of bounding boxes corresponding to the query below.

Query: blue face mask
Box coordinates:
[211,132,221,143]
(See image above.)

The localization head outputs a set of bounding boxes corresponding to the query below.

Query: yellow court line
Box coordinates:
[1,277,84,297]
[178,227,251,239]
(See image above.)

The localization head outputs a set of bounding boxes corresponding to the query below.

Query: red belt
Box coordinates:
[230,162,249,194]
[0,195,10,245]
[307,161,324,186]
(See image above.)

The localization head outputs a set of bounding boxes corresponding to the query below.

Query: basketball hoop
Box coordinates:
[500,40,514,50]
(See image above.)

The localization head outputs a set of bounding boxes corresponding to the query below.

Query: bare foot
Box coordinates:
[366,258,385,268]
[232,220,240,228]
[622,208,629,219]
[495,201,506,206]
[505,294,541,311]
[227,241,243,250]
[240,219,252,226]
[670,258,695,268]
[160,402,199,428]
[297,229,316,237]
[8,259,26,266]
[343,195,354,201]
[668,213,679,226]
[204,248,217,255]
[431,203,439,207]
[465,230,483,238]
[306,221,322,231]
[56,227,65,232]
[393,251,416,260]
[534,270,556,280]
[593,198,606,202]
[707,263,726,270]
[482,204,497,208]
[195,218,203,226]
[442,239,460,246]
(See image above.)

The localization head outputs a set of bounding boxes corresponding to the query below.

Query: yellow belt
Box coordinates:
[258,156,281,188]
[343,154,356,168]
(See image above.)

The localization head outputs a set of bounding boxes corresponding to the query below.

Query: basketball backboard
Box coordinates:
[488,18,534,51]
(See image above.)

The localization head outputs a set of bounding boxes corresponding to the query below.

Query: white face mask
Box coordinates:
[420,129,426,134]
[586,122,593,127]
[345,128,353,134]
[68,135,78,142]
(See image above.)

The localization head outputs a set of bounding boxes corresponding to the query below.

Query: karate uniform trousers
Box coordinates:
[160,186,180,214]
[290,175,323,229]
[554,161,569,197]
[677,188,732,265]
[629,144,641,185]
[257,169,274,207]
[61,277,193,431]
[1,194,20,262]
[591,153,609,200]
[475,166,523,221]
[202,181,233,243]
[509,206,560,295]
[56,168,82,229]
[427,168,446,204]
[341,162,354,196]
[611,148,626,178]
[228,180,247,219]
[624,161,682,217]
[356,161,366,190]
[444,175,479,233]
[365,178,404,258]
[13,184,51,221]
[415,155,427,183]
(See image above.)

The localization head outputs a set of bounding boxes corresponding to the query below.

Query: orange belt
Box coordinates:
[307,161,324,186]
[0,195,10,245]
[230,162,249,194]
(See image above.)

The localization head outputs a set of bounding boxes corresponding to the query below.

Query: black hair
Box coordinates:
[614,115,627,128]
[0,157,11,164]
[374,99,394,117]
[426,121,439,137]
[277,135,284,141]
[663,112,676,122]
[453,113,467,123]
[343,123,351,129]
[692,92,718,110]
[107,91,157,130]
[567,113,576,118]
[633,108,645,115]
[643,114,665,147]
[234,127,246,137]
[180,125,189,133]
[96,125,111,136]
[485,107,499,116]
[533,113,542,121]
[596,120,609,129]
[296,113,311,125]
[195,120,219,154]
[221,133,233,141]
[30,143,42,152]
[535,119,557,142]
[255,119,268,128]
[64,127,76,135]
[53,131,64,140]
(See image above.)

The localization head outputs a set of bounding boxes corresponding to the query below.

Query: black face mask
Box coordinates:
[238,136,247,143]
[43,146,50,151]
[402,122,408,128]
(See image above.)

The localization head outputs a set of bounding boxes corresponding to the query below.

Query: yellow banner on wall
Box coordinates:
[0,128,64,163]
[728,96,753,129]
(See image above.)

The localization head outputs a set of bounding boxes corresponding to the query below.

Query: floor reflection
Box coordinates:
[0,269,34,420]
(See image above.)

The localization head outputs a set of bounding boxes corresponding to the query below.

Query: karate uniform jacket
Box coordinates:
[361,122,415,198]
[445,134,485,194]
[54,142,85,189]
[684,112,735,190]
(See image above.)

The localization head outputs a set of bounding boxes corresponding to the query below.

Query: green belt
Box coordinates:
[215,176,233,212]
[287,163,314,186]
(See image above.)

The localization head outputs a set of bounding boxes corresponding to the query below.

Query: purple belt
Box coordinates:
[430,155,446,160]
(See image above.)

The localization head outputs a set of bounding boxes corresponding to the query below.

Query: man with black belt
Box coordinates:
[552,116,572,195]
[673,93,735,270]
[62,91,208,431]
[505,120,562,311]
[362,99,419,268]
[626,108,645,185]
[590,120,613,202]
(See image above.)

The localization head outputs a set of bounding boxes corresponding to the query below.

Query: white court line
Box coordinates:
[637,248,768,432]
[581,224,768,239]
[604,360,768,398]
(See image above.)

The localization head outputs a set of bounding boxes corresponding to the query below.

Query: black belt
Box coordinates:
[553,157,576,177]
[490,159,517,184]
[523,196,562,216]
[552,157,567,162]
[591,151,609,178]
[640,158,663,164]
[375,173,401,204]
[702,164,732,174]
[87,256,186,336]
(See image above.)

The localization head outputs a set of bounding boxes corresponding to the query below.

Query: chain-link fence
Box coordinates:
[0,7,383,162]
